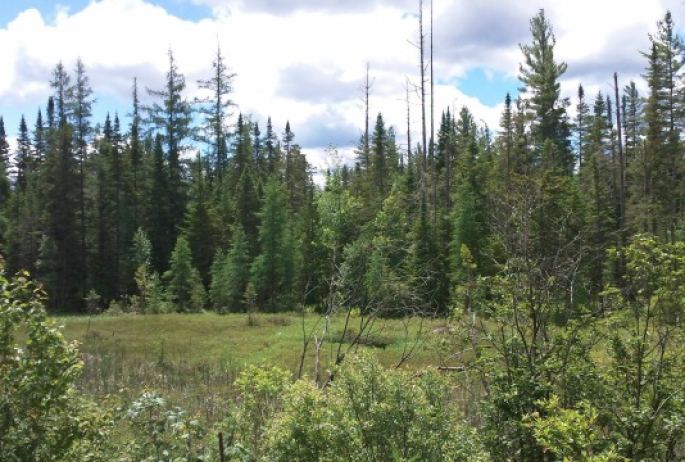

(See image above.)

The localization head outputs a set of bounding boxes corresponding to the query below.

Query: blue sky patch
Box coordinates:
[1,0,212,28]
[442,67,519,107]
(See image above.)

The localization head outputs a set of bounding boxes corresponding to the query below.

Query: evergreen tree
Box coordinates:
[640,11,684,240]
[183,155,218,286]
[370,113,388,208]
[283,121,295,204]
[68,58,93,280]
[264,116,280,175]
[579,93,614,301]
[147,134,173,272]
[496,95,514,189]
[210,224,250,313]
[41,62,82,310]
[33,110,46,165]
[129,78,143,231]
[196,43,236,177]
[0,117,10,254]
[144,49,192,250]
[15,116,32,191]
[0,117,11,204]
[574,84,591,169]
[251,176,292,312]
[164,235,205,312]
[519,9,573,175]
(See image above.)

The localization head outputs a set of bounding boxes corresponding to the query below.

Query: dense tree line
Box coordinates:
[0,10,683,320]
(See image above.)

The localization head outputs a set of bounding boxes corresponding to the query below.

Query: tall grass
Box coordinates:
[54,312,448,424]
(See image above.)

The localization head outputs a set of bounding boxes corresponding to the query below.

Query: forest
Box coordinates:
[4,5,685,461]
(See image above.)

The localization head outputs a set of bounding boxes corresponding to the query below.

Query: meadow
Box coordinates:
[54,312,454,423]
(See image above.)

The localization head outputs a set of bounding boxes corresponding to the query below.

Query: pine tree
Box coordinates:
[519,9,572,175]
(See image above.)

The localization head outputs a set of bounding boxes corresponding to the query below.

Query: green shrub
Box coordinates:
[115,391,209,461]
[262,353,488,461]
[0,268,104,461]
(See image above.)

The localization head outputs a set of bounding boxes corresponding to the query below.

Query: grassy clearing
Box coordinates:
[53,312,452,423]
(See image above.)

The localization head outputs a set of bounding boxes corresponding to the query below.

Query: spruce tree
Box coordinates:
[183,155,218,286]
[0,117,11,204]
[144,49,193,250]
[41,63,82,310]
[15,116,32,191]
[210,224,250,313]
[165,235,205,312]
[264,116,280,175]
[370,113,388,208]
[640,11,684,240]
[251,176,290,312]
[68,58,93,280]
[147,134,173,272]
[575,84,591,169]
[33,110,46,165]
[129,78,143,231]
[196,43,236,177]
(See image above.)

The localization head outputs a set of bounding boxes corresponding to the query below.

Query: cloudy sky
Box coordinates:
[0,0,682,170]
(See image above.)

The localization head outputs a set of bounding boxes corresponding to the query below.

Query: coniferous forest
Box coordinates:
[6,6,685,461]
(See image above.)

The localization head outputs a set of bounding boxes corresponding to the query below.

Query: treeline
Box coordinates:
[0,9,684,317]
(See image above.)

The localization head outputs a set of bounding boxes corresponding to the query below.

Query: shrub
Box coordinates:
[0,267,104,461]
[262,353,489,461]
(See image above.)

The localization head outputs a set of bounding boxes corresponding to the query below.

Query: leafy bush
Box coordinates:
[0,267,105,461]
[114,391,209,461]
[262,353,488,461]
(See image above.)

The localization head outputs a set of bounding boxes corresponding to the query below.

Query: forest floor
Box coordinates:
[53,312,456,422]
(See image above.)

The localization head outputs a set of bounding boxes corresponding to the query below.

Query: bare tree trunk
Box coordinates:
[419,0,428,196]
[430,0,436,224]
[405,79,411,172]
[361,63,374,170]
[614,72,626,281]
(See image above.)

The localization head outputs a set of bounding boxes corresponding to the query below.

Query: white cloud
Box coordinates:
[0,0,682,174]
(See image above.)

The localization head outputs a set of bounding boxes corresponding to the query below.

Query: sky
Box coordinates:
[1,0,683,172]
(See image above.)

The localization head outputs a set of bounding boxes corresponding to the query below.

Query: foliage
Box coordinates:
[116,391,209,461]
[0,266,105,460]
[597,235,685,459]
[527,395,623,461]
[262,353,489,461]
[228,365,291,458]
[164,236,206,312]
[210,225,251,313]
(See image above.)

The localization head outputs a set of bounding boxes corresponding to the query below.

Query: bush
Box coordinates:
[262,353,488,461]
[0,267,105,461]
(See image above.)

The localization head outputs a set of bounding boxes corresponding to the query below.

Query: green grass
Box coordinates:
[53,312,452,423]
